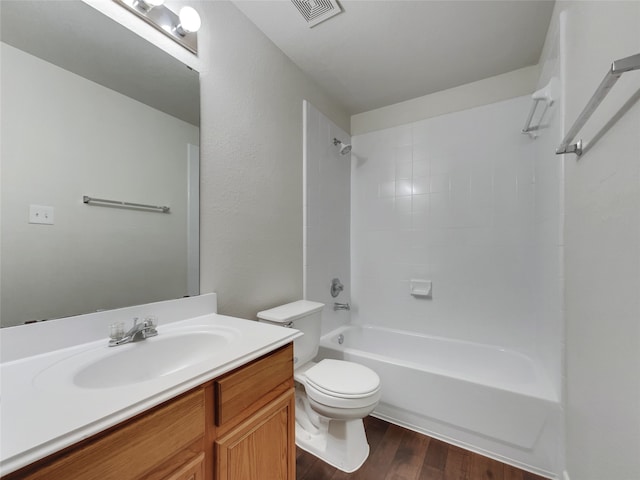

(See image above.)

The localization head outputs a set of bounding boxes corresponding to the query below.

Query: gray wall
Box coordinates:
[554,1,640,478]
[195,1,350,319]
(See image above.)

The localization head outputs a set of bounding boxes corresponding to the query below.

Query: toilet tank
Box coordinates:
[257,300,324,367]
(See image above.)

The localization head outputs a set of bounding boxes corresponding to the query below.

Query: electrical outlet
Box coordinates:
[29,205,55,225]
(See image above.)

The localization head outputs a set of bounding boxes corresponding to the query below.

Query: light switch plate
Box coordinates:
[29,205,55,225]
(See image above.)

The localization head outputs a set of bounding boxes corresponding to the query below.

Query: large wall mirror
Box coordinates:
[0,1,200,328]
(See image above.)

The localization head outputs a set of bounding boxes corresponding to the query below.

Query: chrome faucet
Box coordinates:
[333,302,351,311]
[109,317,158,347]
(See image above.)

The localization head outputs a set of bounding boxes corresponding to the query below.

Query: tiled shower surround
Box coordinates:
[305,95,563,394]
[350,96,563,387]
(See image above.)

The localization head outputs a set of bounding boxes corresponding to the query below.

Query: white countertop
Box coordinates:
[0,309,300,476]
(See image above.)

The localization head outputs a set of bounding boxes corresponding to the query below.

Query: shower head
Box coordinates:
[333,138,352,155]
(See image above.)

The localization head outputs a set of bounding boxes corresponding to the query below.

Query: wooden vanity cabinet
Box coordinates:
[3,343,295,480]
[154,453,205,480]
[213,343,295,480]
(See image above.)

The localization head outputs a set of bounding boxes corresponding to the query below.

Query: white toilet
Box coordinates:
[257,300,381,473]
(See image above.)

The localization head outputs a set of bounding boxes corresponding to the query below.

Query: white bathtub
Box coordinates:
[318,325,561,478]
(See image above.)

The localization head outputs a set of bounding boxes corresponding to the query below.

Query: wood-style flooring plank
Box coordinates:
[470,454,504,480]
[296,448,319,479]
[442,445,471,480]
[363,416,391,453]
[523,472,548,480]
[504,465,525,480]
[424,438,449,471]
[504,465,548,480]
[383,428,430,480]
[297,450,336,480]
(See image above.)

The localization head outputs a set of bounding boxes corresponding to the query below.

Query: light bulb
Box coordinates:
[177,6,201,35]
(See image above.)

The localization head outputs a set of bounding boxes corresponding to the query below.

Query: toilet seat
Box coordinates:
[302,359,381,409]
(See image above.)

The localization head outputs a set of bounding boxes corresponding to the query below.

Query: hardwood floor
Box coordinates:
[296,417,548,480]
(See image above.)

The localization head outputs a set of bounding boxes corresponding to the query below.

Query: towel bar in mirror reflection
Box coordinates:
[83,196,171,214]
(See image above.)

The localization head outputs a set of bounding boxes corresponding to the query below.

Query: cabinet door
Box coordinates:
[215,389,295,480]
[162,453,205,480]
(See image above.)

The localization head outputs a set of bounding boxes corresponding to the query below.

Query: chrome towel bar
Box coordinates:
[522,79,555,138]
[522,98,549,136]
[83,195,170,213]
[556,53,640,156]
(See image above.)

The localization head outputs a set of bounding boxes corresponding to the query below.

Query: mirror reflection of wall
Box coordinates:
[0,1,200,328]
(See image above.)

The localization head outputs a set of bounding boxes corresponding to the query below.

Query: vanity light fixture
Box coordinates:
[135,0,165,12]
[114,0,201,54]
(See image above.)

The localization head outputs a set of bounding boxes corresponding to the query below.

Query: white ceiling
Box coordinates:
[233,0,555,115]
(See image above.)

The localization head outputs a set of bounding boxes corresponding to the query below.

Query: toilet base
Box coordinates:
[295,396,370,473]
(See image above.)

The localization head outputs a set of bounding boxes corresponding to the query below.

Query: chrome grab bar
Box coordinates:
[556,53,640,156]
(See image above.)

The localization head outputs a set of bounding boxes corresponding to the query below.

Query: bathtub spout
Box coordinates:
[333,302,350,311]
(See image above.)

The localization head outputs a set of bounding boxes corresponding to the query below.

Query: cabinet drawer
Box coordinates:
[214,344,293,426]
[11,388,205,480]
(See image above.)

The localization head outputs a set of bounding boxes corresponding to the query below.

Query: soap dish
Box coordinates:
[410,279,432,298]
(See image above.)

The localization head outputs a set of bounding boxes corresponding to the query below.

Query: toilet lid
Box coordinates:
[304,359,380,399]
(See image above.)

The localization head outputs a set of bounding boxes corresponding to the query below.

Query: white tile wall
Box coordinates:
[351,96,563,369]
[304,101,351,334]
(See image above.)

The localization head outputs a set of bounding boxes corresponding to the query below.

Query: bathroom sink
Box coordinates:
[33,326,239,390]
[74,331,233,388]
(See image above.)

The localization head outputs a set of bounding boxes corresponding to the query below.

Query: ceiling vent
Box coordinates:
[291,0,342,28]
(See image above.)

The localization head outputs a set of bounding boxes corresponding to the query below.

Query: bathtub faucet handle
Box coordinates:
[330,278,344,298]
